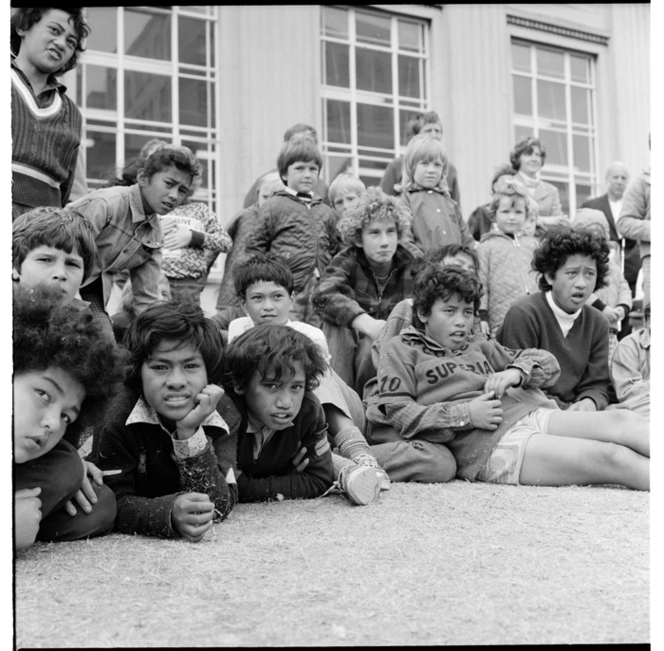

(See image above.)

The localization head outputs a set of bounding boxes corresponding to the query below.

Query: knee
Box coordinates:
[594,441,631,473]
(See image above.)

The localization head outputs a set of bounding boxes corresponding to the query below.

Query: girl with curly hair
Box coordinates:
[313,187,418,396]
[13,285,125,550]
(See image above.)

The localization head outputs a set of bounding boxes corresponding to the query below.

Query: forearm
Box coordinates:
[115,493,180,538]
[130,254,162,314]
[382,398,471,442]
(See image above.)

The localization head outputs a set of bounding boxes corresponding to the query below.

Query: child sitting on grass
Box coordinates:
[91,301,240,541]
[327,173,366,218]
[477,179,540,337]
[368,265,649,489]
[228,253,387,505]
[313,187,417,396]
[13,285,124,550]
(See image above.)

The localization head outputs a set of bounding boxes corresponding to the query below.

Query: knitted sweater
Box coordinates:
[617,169,651,259]
[11,62,81,209]
[478,230,539,331]
[245,190,340,292]
[90,387,240,539]
[366,326,560,480]
[497,292,610,410]
[159,201,232,279]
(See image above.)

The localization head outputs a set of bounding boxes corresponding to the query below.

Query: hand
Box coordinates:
[162,220,193,249]
[171,492,214,542]
[484,369,523,400]
[14,488,42,550]
[64,460,102,517]
[602,306,622,325]
[480,321,491,337]
[176,384,225,439]
[567,398,597,412]
[468,391,503,430]
[352,314,387,341]
[291,446,309,473]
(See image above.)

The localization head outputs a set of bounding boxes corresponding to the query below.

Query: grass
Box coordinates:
[14,480,649,647]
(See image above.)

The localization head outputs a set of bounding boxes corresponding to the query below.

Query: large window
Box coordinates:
[511,40,598,216]
[76,6,219,208]
[320,6,430,187]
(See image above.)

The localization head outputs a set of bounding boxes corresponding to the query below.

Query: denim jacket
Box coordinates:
[70,184,163,314]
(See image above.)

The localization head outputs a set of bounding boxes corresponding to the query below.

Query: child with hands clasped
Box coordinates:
[13,285,124,550]
[91,301,239,541]
[368,265,649,489]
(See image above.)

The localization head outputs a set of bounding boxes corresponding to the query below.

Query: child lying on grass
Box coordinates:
[91,301,239,541]
[367,264,649,489]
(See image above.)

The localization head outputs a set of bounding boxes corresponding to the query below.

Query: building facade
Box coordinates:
[67,4,650,226]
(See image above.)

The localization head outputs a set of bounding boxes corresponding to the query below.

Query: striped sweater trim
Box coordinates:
[11,69,62,118]
[12,163,61,188]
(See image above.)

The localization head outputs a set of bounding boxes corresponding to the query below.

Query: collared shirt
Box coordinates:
[126,396,230,459]
[608,198,623,224]
[246,413,276,461]
[10,56,65,107]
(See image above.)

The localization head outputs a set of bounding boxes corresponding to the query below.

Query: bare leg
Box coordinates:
[519,434,649,491]
[547,409,649,457]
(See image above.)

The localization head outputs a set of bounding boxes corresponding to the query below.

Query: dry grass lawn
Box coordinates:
[14,480,649,647]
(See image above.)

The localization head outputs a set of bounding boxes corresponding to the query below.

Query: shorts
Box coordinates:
[477,408,555,485]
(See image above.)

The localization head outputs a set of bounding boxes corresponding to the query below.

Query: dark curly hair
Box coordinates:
[412,264,483,325]
[532,227,610,292]
[233,253,294,299]
[124,301,224,393]
[510,136,546,171]
[223,324,327,393]
[11,8,90,75]
[13,284,125,446]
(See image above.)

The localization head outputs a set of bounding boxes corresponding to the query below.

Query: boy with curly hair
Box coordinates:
[14,285,125,550]
[313,186,417,396]
[368,265,649,489]
[498,228,612,410]
[91,301,239,542]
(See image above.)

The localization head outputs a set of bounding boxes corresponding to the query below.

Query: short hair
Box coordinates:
[283,123,318,143]
[11,8,90,75]
[510,136,547,171]
[488,179,536,223]
[223,324,327,393]
[572,208,610,240]
[258,171,285,198]
[402,134,449,192]
[276,135,323,182]
[143,146,201,186]
[425,243,479,271]
[490,164,516,192]
[412,264,483,322]
[532,227,610,292]
[123,301,225,392]
[13,284,125,446]
[327,173,366,207]
[139,138,169,159]
[421,111,443,128]
[233,253,294,298]
[336,186,412,246]
[13,207,99,283]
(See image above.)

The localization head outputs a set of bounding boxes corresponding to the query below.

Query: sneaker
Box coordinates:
[338,464,381,506]
[353,453,391,491]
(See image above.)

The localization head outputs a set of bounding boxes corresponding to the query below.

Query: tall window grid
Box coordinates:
[511,39,598,216]
[76,6,219,210]
[320,6,430,188]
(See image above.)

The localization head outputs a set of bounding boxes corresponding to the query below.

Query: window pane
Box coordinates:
[513,75,532,116]
[326,155,355,184]
[124,10,171,60]
[400,109,422,146]
[575,183,592,208]
[398,55,422,98]
[85,131,116,182]
[537,48,564,79]
[324,41,350,88]
[514,125,533,143]
[548,180,569,215]
[399,20,422,53]
[322,6,348,39]
[179,17,206,66]
[125,133,169,166]
[573,134,591,172]
[357,104,394,149]
[356,12,391,47]
[570,55,590,83]
[83,65,117,110]
[182,140,210,190]
[537,80,566,121]
[86,8,117,52]
[179,78,208,127]
[356,48,392,94]
[539,129,568,166]
[324,99,351,144]
[512,42,531,73]
[571,86,590,124]
[125,71,172,122]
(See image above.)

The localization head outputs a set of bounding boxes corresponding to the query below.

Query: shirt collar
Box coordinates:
[11,56,65,95]
[284,186,313,200]
[639,327,650,349]
[129,183,151,223]
[125,395,229,433]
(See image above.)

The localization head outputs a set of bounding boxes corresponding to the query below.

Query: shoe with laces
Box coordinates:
[353,453,391,491]
[338,464,381,505]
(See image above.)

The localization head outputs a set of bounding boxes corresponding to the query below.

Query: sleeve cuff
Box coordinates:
[172,427,208,459]
[189,230,206,248]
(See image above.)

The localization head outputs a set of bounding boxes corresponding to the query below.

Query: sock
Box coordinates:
[334,426,373,462]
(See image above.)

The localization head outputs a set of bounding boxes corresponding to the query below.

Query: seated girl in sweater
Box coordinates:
[367,265,649,489]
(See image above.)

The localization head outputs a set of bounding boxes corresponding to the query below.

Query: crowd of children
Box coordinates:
[11,7,650,552]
